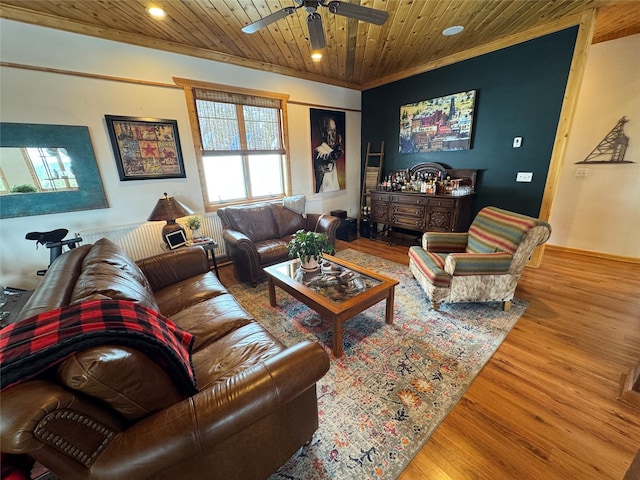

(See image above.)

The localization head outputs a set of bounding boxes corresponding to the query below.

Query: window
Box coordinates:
[0,147,78,194]
[177,79,290,208]
[24,147,78,192]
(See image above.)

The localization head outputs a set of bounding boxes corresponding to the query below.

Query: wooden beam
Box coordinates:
[530,9,597,267]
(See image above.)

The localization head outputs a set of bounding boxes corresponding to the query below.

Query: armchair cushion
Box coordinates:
[255,238,290,265]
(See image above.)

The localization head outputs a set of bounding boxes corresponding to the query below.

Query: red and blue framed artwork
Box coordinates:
[105,115,186,181]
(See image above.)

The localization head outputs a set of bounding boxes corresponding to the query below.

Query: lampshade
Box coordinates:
[148,193,194,245]
[148,193,193,221]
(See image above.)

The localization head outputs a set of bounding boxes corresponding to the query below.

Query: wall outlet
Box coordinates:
[575,167,589,177]
[516,172,533,182]
[513,136,523,148]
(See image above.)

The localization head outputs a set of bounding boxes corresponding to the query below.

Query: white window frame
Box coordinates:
[175,77,291,211]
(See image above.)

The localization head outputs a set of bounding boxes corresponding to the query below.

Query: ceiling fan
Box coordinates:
[241,1,389,50]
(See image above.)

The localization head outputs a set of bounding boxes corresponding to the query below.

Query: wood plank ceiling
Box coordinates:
[1,0,639,90]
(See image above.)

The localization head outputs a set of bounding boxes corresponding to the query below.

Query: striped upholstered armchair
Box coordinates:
[408,206,551,311]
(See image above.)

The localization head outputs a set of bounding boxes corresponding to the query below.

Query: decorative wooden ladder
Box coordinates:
[360,141,384,214]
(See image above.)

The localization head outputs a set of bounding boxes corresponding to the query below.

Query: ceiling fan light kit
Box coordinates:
[146,6,167,19]
[242,0,389,55]
[442,25,464,36]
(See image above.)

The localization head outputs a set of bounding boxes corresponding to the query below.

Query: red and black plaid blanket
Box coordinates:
[0,299,197,396]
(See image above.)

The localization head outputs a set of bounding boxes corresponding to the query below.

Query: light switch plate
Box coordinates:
[516,172,533,182]
[513,137,523,148]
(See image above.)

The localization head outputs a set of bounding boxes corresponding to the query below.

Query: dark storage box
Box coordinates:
[359,219,376,239]
[330,210,347,220]
[336,217,357,242]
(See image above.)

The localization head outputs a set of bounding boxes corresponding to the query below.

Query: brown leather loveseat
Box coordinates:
[1,238,330,480]
[218,200,339,286]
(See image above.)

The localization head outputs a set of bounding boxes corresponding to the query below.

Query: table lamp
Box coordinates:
[147,192,194,244]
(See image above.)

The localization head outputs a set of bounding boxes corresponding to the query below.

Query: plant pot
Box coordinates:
[191,228,202,239]
[300,256,320,272]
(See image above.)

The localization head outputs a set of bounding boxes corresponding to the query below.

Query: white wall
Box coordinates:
[0,20,362,289]
[549,34,640,258]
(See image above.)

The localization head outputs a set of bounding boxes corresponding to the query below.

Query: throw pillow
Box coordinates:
[283,195,307,218]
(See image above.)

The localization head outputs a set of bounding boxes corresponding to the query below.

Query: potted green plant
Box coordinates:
[9,184,38,193]
[287,229,335,271]
[186,216,203,239]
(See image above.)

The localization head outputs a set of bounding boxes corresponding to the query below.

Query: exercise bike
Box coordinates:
[25,229,83,276]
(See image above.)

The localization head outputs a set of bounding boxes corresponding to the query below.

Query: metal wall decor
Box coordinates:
[576,116,634,164]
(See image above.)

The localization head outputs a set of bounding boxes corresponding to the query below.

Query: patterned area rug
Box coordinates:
[228,249,526,480]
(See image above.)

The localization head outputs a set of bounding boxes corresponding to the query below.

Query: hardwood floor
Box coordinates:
[217,237,640,479]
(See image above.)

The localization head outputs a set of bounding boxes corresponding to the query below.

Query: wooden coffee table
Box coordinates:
[264,254,399,358]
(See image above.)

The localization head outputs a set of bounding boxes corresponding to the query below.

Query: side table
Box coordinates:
[191,240,219,279]
[161,239,220,279]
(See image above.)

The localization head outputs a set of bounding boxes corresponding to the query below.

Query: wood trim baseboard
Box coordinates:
[545,244,640,265]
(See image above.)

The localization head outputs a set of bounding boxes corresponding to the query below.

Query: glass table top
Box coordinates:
[271,257,382,303]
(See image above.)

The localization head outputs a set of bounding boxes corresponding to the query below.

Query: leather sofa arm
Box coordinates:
[86,341,330,480]
[1,381,124,468]
[306,214,339,245]
[222,229,262,284]
[137,246,211,291]
[222,228,254,250]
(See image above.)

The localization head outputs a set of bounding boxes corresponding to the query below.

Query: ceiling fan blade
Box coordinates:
[307,12,326,50]
[325,1,389,25]
[242,6,298,34]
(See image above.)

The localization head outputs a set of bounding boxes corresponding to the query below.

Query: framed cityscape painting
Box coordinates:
[105,115,186,180]
[399,90,476,153]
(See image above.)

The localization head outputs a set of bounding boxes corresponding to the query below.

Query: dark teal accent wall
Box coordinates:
[361,27,578,218]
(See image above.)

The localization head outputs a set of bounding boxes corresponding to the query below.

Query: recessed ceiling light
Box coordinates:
[442,25,464,36]
[147,6,167,19]
[311,51,323,62]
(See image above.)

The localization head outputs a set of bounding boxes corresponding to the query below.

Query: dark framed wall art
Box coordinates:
[310,108,346,193]
[399,90,477,153]
[105,115,186,180]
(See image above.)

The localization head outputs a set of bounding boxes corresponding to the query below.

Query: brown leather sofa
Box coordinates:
[1,238,330,480]
[217,201,339,286]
